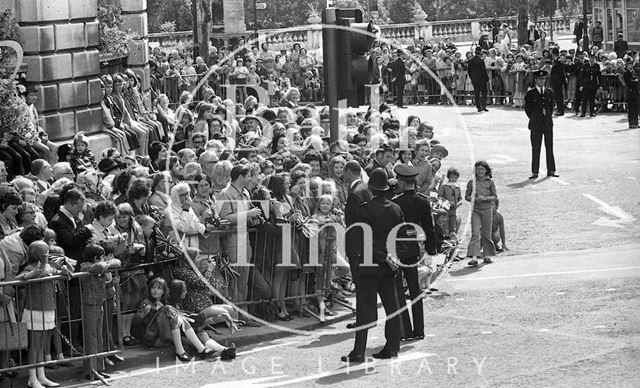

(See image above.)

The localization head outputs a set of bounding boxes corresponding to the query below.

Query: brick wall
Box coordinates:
[224,0,247,34]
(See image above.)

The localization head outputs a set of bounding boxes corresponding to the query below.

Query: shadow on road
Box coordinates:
[298,331,354,349]
[506,176,550,189]
[448,265,483,277]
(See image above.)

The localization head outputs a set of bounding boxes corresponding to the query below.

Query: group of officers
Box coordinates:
[341,161,438,363]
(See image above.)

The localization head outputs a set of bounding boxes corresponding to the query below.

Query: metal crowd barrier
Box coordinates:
[0,271,122,384]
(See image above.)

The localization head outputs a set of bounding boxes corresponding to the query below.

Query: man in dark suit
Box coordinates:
[342,167,403,363]
[525,70,558,179]
[390,49,407,108]
[392,164,437,341]
[527,24,540,47]
[550,48,567,116]
[623,58,639,129]
[579,52,602,117]
[49,186,93,353]
[467,46,489,112]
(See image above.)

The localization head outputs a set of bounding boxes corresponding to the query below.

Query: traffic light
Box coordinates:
[323,8,377,141]
[324,8,377,106]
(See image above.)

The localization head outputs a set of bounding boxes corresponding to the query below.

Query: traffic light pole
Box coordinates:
[322,9,340,143]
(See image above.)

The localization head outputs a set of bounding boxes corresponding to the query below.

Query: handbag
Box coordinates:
[0,303,28,351]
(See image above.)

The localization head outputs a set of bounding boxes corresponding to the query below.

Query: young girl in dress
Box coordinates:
[17,241,71,388]
[132,278,216,361]
[438,167,463,237]
[310,194,345,318]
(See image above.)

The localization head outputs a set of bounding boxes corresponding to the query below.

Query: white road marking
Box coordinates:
[481,331,492,335]
[106,341,304,382]
[446,266,640,282]
[505,295,516,299]
[487,154,518,165]
[425,334,436,337]
[455,298,465,301]
[551,177,570,185]
[605,288,617,292]
[594,325,606,329]
[583,193,636,228]
[539,329,550,332]
[556,292,566,295]
[228,352,435,387]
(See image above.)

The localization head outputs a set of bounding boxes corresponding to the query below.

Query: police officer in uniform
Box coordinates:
[623,56,640,129]
[392,164,438,341]
[341,168,403,363]
[579,51,602,117]
[525,70,558,179]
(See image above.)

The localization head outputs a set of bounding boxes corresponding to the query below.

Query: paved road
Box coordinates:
[71,104,639,387]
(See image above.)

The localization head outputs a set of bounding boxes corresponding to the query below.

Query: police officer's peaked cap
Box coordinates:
[368,168,389,191]
[533,70,548,78]
[394,164,418,179]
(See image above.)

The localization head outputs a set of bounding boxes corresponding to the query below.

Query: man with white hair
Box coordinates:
[52,162,75,181]
[199,149,219,180]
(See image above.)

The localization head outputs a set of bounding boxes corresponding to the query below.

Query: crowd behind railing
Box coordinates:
[1,18,636,385]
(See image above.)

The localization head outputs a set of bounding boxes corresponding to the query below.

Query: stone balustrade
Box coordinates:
[150,14,585,54]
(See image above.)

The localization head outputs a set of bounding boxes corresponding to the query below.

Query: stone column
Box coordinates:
[121,0,150,95]
[9,0,104,147]
[224,0,246,34]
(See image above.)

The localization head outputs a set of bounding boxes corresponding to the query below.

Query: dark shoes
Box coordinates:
[85,371,110,380]
[547,172,559,177]
[468,259,479,267]
[175,352,192,362]
[630,125,639,129]
[483,257,493,264]
[346,322,357,329]
[483,108,489,112]
[198,348,216,360]
[372,349,398,359]
[341,353,365,363]
[123,335,138,346]
[220,347,237,360]
[529,174,539,179]
[579,113,586,117]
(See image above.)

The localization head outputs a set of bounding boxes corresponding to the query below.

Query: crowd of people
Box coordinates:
[9,19,640,384]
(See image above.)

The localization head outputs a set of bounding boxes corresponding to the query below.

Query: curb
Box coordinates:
[34,308,356,387]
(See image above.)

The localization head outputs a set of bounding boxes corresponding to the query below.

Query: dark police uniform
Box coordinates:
[524,70,557,178]
[623,62,640,128]
[392,165,438,340]
[343,168,403,362]
[580,56,601,117]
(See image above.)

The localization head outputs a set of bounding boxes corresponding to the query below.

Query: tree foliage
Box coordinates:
[0,9,21,69]
[97,0,130,56]
[148,0,194,33]
[0,79,30,140]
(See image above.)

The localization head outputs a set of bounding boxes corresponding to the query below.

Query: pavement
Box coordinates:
[3,102,637,387]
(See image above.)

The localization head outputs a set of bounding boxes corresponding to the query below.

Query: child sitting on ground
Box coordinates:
[492,199,509,252]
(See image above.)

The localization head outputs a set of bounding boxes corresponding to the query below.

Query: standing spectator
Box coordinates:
[614,33,628,60]
[525,70,558,179]
[390,50,407,108]
[579,52,602,117]
[590,20,604,49]
[527,24,540,47]
[465,161,497,266]
[468,47,489,112]
[216,165,263,303]
[550,48,567,116]
[623,58,640,129]
[573,17,586,49]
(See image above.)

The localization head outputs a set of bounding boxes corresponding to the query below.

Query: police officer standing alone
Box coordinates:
[392,164,438,342]
[623,57,640,129]
[342,168,403,363]
[525,70,558,179]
